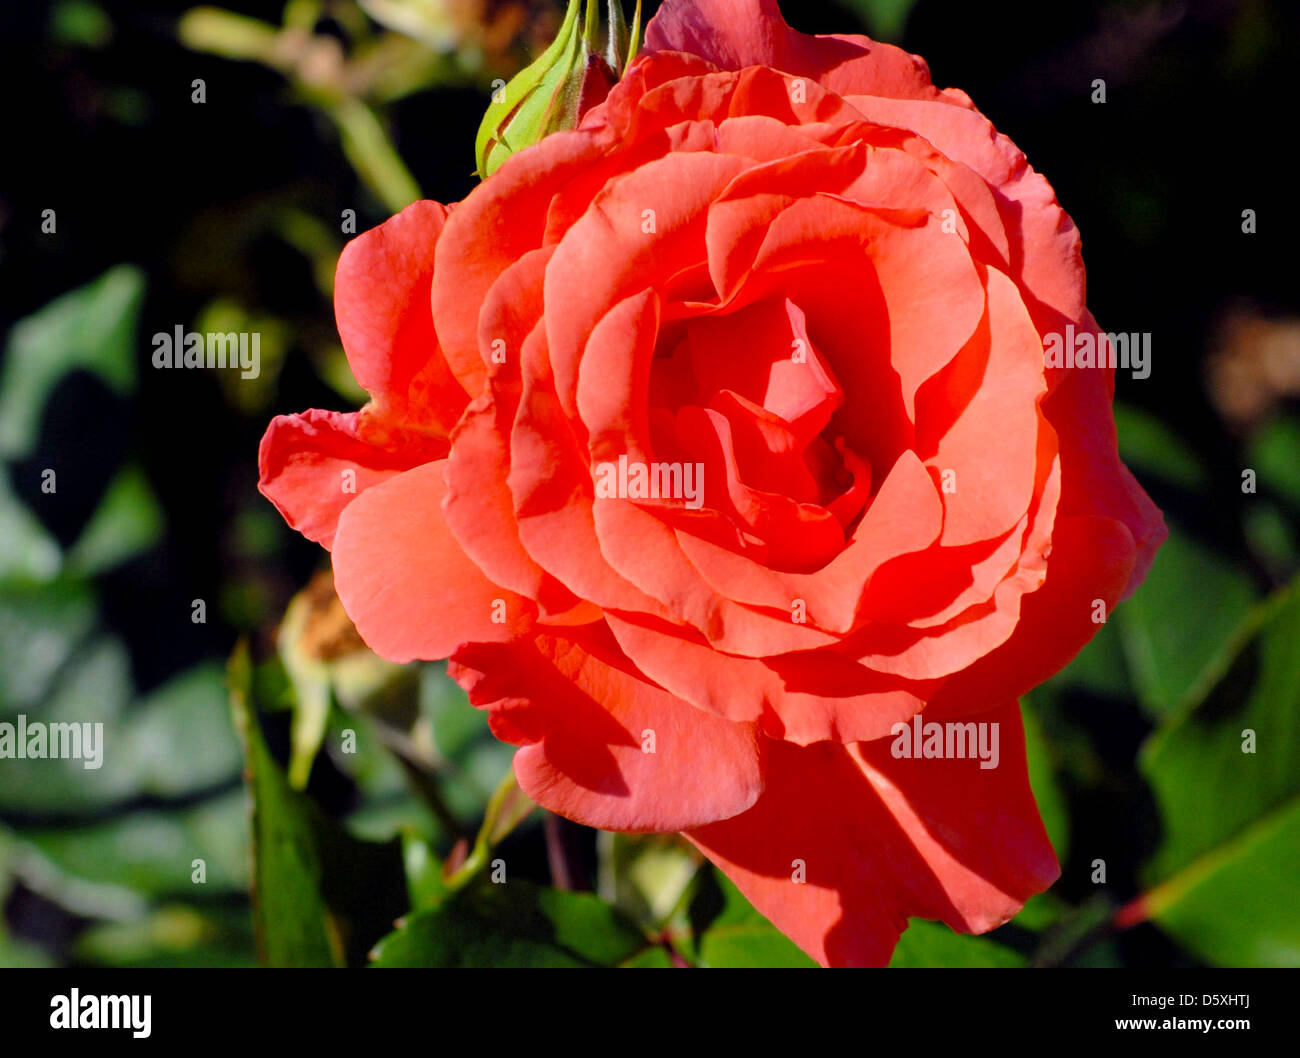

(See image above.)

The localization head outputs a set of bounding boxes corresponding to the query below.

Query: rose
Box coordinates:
[259,0,1165,966]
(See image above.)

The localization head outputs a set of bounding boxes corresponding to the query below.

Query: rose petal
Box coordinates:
[686,700,1059,967]
[258,408,445,549]
[334,200,467,434]
[451,625,764,831]
[331,460,535,663]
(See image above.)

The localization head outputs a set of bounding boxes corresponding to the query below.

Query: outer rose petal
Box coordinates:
[333,199,468,434]
[257,407,445,549]
[1046,332,1167,595]
[686,700,1059,966]
[431,130,608,395]
[925,514,1139,720]
[450,626,764,832]
[331,460,535,664]
[644,0,946,102]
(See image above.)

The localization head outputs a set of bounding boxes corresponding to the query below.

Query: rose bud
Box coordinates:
[476,0,641,178]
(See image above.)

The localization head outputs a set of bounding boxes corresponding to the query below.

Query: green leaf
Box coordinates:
[0,652,240,815]
[324,709,436,841]
[66,463,164,577]
[0,577,97,714]
[0,265,143,459]
[1246,413,1300,508]
[1137,574,1300,965]
[1113,402,1210,493]
[889,919,1027,967]
[597,831,699,930]
[0,466,61,583]
[128,663,242,798]
[1243,414,1300,576]
[229,644,407,967]
[689,868,816,968]
[19,789,249,901]
[72,905,256,968]
[834,0,919,42]
[1011,890,1072,933]
[421,663,514,818]
[1116,523,1259,718]
[0,638,134,813]
[620,945,674,967]
[1021,702,1069,862]
[371,878,650,968]
[400,831,446,910]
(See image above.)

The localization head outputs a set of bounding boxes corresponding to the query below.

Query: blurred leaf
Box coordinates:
[1246,413,1300,507]
[619,945,674,967]
[421,663,514,818]
[360,0,464,50]
[229,644,406,967]
[1242,501,1297,578]
[688,868,816,968]
[66,463,164,577]
[597,831,699,930]
[0,934,55,968]
[0,577,97,713]
[1243,414,1300,577]
[1140,802,1300,967]
[49,0,113,49]
[401,831,446,910]
[0,638,134,813]
[1137,574,1300,965]
[1116,523,1259,718]
[176,7,279,64]
[889,919,1026,967]
[0,467,61,583]
[72,905,255,968]
[325,709,436,842]
[371,878,650,968]
[128,663,242,798]
[1049,615,1133,698]
[1114,402,1210,492]
[20,789,249,900]
[1030,893,1115,968]
[1021,702,1069,862]
[0,265,143,459]
[0,652,237,815]
[1012,890,1072,933]
[834,0,918,41]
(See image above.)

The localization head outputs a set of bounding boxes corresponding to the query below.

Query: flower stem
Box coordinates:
[444,769,531,891]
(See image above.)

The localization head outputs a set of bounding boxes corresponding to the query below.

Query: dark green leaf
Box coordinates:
[229,644,407,967]
[889,919,1026,967]
[689,868,816,968]
[1138,575,1300,965]
[66,463,164,577]
[371,878,651,968]
[1116,523,1258,718]
[0,265,143,459]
